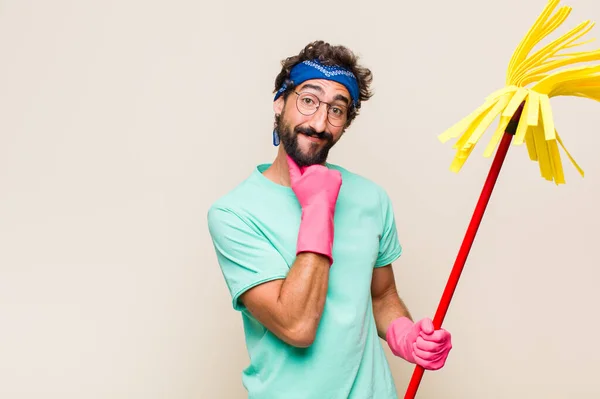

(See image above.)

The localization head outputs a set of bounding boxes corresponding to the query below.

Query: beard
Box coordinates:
[275,111,338,168]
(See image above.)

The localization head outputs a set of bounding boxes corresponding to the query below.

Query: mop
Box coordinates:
[404,0,599,397]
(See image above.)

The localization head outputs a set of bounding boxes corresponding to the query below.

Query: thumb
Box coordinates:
[286,154,302,183]
[417,318,435,335]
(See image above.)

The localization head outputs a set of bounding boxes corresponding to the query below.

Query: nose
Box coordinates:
[308,104,329,133]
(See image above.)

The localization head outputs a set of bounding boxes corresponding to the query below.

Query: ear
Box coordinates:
[273,96,284,115]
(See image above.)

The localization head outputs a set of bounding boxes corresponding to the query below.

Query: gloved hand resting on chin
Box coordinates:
[287,155,342,265]
[386,317,452,370]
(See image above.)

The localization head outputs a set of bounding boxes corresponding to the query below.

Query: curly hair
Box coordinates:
[273,40,374,127]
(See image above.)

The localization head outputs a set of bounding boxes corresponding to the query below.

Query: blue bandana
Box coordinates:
[273,59,359,107]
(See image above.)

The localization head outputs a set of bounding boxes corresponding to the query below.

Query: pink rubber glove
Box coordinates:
[287,155,342,265]
[386,316,452,370]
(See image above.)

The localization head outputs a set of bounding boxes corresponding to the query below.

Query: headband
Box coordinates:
[273,59,359,107]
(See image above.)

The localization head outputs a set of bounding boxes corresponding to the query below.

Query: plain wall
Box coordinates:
[1,0,599,398]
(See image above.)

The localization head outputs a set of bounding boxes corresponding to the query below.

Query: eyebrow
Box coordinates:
[299,83,350,106]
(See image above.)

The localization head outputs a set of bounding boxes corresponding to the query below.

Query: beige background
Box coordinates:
[1,0,599,398]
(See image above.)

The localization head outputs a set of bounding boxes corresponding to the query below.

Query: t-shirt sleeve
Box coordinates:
[374,187,403,267]
[207,205,290,311]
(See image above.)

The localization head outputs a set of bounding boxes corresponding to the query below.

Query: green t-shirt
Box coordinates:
[207,163,403,399]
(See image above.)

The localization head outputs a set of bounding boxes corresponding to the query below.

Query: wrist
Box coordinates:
[386,316,416,362]
[300,200,335,224]
[296,202,335,265]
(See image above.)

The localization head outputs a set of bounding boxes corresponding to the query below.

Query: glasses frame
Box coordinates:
[293,91,349,127]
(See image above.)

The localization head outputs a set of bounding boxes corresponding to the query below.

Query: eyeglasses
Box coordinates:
[293,91,349,127]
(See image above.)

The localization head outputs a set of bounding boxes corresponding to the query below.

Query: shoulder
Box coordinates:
[209,163,271,208]
[207,170,258,226]
[327,162,391,200]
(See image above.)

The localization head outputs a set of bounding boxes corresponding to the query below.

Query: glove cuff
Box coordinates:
[296,203,335,265]
[386,316,416,362]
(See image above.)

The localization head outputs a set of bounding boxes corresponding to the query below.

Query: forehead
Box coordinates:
[297,79,350,99]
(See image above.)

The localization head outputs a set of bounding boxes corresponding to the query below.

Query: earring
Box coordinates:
[272,129,280,146]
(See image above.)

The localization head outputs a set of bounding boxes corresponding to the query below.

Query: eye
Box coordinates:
[302,97,315,105]
[330,107,344,115]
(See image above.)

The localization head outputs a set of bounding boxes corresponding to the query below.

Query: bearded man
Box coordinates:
[207,40,453,399]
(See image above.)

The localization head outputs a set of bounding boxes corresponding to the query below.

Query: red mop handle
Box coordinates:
[403,104,525,399]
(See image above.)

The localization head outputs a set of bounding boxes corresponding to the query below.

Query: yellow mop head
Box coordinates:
[439,0,599,184]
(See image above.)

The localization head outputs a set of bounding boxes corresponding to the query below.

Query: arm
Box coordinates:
[238,156,342,348]
[240,252,330,348]
[370,186,452,369]
[207,202,331,349]
[371,264,412,340]
[372,264,453,370]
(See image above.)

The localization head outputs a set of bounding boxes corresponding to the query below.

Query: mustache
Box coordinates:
[294,126,333,142]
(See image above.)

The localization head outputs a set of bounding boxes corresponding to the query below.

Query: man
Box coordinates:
[207,41,452,399]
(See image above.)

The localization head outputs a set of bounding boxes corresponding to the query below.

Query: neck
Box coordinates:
[263,146,292,187]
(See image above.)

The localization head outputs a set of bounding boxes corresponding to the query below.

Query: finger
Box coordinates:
[303,164,327,173]
[286,155,302,183]
[300,164,328,179]
[416,318,434,335]
[413,344,450,362]
[330,169,343,189]
[414,352,446,371]
[419,329,450,343]
[414,336,448,353]
[412,346,445,370]
[413,345,446,363]
[415,345,451,366]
